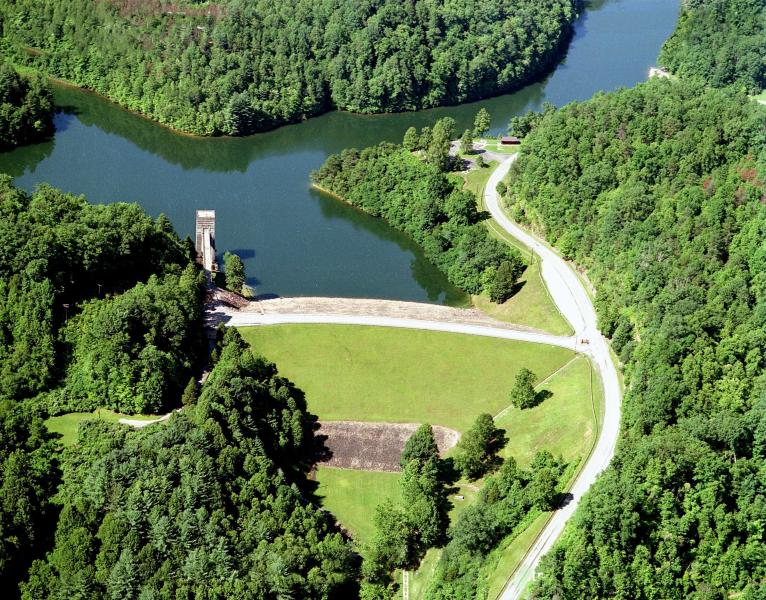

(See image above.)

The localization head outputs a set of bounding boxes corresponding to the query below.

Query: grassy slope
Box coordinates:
[239,324,575,432]
[498,354,601,467]
[407,355,601,599]
[45,410,160,446]
[315,467,401,543]
[462,164,572,336]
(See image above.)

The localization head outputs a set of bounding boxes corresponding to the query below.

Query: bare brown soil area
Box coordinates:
[317,421,460,472]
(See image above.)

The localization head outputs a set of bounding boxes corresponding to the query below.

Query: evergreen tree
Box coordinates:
[223,251,246,294]
[488,260,521,303]
[181,377,197,407]
[427,117,456,171]
[455,413,507,480]
[400,424,440,468]
[510,368,537,409]
[460,129,474,154]
[403,126,419,151]
[473,108,491,137]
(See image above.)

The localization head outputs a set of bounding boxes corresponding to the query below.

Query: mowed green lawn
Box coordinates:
[498,354,601,467]
[316,467,401,543]
[239,324,575,432]
[317,467,480,547]
[46,410,160,446]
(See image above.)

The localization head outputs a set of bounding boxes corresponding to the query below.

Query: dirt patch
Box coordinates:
[317,421,460,472]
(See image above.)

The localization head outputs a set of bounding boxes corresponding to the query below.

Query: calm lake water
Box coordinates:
[0,0,678,304]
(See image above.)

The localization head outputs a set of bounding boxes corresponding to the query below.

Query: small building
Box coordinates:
[195,209,218,276]
[500,136,521,145]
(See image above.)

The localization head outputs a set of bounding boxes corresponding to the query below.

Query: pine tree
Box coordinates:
[403,126,419,151]
[473,108,491,138]
[510,368,538,409]
[455,413,507,480]
[460,129,474,154]
[223,251,246,294]
[181,377,197,406]
[489,260,520,303]
[400,424,439,468]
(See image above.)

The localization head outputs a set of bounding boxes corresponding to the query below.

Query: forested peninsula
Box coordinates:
[659,0,766,93]
[311,120,525,302]
[0,61,53,149]
[1,0,580,135]
[508,79,766,598]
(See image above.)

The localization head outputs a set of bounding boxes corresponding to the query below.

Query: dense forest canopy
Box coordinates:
[0,401,59,596]
[21,329,356,599]
[0,61,53,149]
[506,79,766,597]
[0,176,202,409]
[659,0,766,93]
[0,0,580,135]
[0,181,358,598]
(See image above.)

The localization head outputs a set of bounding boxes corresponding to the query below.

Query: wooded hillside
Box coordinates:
[659,0,766,92]
[507,78,766,597]
[1,0,580,135]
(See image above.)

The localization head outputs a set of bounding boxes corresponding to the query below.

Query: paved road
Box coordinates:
[155,155,618,598]
[487,157,622,599]
[220,307,576,351]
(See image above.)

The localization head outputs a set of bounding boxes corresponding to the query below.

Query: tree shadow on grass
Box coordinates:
[535,389,553,405]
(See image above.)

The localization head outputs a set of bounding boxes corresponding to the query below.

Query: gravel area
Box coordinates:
[317,421,460,472]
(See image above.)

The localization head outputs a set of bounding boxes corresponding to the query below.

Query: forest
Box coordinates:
[0,179,362,598]
[0,177,203,410]
[0,61,53,149]
[504,78,766,597]
[1,0,580,135]
[311,120,524,301]
[21,329,356,599]
[0,178,212,595]
[659,0,766,93]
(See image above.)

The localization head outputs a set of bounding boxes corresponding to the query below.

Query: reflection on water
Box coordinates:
[0,0,678,304]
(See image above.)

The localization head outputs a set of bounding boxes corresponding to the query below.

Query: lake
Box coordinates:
[0,0,679,304]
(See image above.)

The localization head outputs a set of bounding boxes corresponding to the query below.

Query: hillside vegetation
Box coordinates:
[0,177,204,412]
[1,0,580,135]
[0,61,53,149]
[659,0,766,93]
[21,330,356,599]
[0,179,359,598]
[506,79,766,597]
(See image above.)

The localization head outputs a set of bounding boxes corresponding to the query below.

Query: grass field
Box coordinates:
[472,260,572,336]
[250,324,601,598]
[484,142,521,154]
[317,467,481,547]
[497,354,600,467]
[315,467,401,543]
[45,410,160,446]
[459,160,497,197]
[239,324,575,432]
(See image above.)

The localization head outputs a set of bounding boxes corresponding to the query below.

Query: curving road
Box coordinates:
[488,156,621,599]
[220,308,576,351]
[211,155,621,598]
